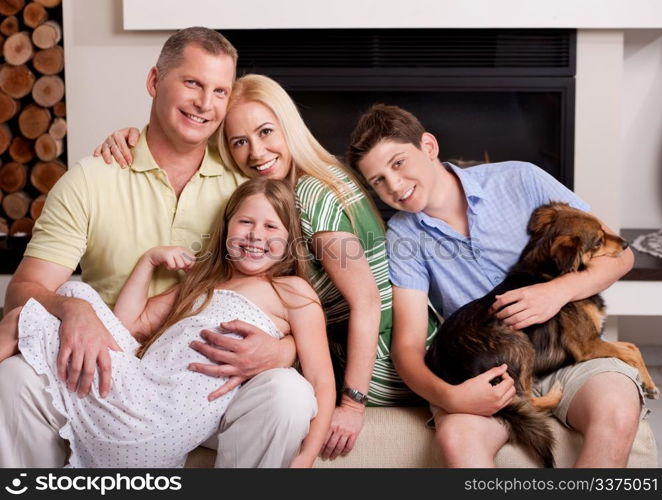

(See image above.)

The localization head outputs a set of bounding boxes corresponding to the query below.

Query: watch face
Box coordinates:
[344,387,368,404]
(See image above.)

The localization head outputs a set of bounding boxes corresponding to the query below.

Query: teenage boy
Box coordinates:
[348,104,648,467]
[0,27,314,468]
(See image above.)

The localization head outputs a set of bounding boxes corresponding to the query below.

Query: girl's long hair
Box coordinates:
[136,178,310,358]
[217,73,383,229]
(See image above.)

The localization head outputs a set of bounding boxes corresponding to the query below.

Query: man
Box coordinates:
[0,27,315,468]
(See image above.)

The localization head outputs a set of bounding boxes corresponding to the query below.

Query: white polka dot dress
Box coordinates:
[17,282,283,468]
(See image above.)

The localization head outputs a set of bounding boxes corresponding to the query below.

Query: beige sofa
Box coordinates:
[185,406,658,468]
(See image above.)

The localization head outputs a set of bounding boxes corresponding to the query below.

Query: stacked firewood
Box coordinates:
[0,0,65,238]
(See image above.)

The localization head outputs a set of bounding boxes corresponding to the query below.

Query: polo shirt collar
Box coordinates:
[130,127,225,177]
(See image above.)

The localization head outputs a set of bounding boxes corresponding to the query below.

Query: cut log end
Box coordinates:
[32,45,64,75]
[35,132,62,161]
[2,190,31,220]
[3,31,34,65]
[0,64,36,99]
[31,19,61,49]
[32,74,64,107]
[0,90,20,122]
[18,103,50,139]
[23,2,48,29]
[31,159,65,194]
[52,99,65,117]
[48,116,66,139]
[0,161,27,193]
[0,122,12,154]
[0,15,19,37]
[0,0,26,17]
[8,136,34,163]
[10,217,34,237]
[30,193,46,220]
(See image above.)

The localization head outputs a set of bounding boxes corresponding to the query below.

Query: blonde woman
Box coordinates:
[95,74,438,459]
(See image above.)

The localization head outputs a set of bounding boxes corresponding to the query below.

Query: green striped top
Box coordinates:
[295,166,392,359]
[295,166,439,406]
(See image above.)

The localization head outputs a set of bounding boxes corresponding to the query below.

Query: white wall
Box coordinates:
[62,0,168,163]
[123,0,662,30]
[622,29,662,228]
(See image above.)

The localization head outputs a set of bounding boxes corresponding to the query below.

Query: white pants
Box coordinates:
[0,356,316,468]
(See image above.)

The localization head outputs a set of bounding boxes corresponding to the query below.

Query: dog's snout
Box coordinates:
[622,240,630,250]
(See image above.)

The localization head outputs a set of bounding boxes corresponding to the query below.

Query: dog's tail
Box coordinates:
[496,396,556,468]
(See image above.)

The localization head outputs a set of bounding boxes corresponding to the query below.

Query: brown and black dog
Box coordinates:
[424,202,659,468]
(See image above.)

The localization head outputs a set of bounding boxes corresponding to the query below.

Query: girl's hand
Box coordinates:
[445,364,516,416]
[92,127,140,168]
[146,246,196,272]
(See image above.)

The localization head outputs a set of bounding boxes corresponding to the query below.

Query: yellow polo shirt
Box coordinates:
[25,129,247,307]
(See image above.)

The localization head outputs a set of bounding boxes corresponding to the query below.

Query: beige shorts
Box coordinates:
[429,357,650,428]
[533,357,650,426]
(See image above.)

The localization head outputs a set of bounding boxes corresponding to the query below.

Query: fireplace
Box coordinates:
[228,28,576,218]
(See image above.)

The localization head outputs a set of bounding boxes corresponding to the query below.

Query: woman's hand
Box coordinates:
[319,400,365,460]
[145,246,195,272]
[92,127,140,168]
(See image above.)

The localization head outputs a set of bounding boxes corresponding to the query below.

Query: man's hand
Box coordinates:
[57,299,122,398]
[320,401,365,460]
[188,319,289,401]
[492,281,570,330]
[445,364,516,416]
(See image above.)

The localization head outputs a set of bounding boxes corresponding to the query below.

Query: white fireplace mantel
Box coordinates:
[123,0,662,30]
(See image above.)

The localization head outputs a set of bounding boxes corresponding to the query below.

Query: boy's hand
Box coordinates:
[492,281,569,330]
[446,364,516,416]
[146,246,196,272]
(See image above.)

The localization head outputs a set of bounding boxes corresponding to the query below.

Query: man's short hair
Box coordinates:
[347,104,426,170]
[156,26,238,78]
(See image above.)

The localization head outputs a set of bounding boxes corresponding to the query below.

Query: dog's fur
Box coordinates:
[424,202,659,468]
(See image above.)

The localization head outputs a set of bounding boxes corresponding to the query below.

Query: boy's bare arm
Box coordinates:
[392,286,515,416]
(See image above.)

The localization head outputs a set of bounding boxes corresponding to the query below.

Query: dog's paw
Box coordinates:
[643,385,660,400]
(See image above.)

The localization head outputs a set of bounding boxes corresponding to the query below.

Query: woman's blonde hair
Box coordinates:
[137,178,309,357]
[218,74,381,227]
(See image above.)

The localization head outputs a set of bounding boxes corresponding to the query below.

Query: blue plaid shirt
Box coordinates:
[387,161,589,318]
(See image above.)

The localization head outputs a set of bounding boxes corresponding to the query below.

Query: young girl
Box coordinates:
[94,74,440,461]
[0,178,335,468]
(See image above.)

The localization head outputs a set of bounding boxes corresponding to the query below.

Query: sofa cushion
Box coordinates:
[185,406,658,468]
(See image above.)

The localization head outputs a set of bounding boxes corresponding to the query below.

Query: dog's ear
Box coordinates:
[550,235,582,273]
[528,205,558,235]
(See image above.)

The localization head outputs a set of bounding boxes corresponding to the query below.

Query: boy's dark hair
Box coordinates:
[156,27,238,78]
[347,104,426,171]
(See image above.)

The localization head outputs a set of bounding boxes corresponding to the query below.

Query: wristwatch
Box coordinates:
[342,386,369,405]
